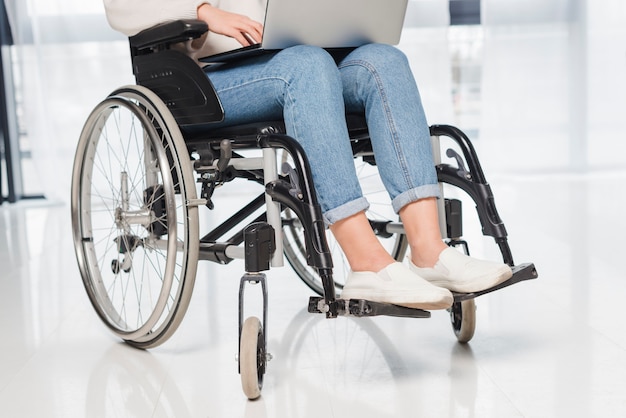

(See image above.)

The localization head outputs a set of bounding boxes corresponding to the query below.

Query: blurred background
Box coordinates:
[2,0,624,204]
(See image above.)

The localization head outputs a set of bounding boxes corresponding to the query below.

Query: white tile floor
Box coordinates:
[2,8,626,418]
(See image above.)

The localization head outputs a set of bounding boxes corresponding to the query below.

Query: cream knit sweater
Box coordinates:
[103,0,267,57]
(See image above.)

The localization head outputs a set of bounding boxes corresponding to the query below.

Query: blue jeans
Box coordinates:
[205,44,440,224]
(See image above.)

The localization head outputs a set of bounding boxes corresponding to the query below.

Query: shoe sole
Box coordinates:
[393,298,453,310]
[340,290,453,311]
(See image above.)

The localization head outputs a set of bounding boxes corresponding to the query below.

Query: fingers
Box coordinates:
[231,18,263,46]
[199,5,263,47]
[241,32,258,45]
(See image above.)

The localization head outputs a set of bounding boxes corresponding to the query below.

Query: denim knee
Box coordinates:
[342,43,410,70]
[271,45,341,85]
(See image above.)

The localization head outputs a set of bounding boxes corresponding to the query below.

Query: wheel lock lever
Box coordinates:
[446,148,471,180]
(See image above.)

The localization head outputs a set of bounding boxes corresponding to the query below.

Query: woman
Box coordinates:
[103,0,512,310]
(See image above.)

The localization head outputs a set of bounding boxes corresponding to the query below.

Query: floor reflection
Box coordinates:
[448,343,479,416]
[86,344,192,418]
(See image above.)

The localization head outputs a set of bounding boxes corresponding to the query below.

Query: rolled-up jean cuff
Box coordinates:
[391,184,441,213]
[323,197,370,226]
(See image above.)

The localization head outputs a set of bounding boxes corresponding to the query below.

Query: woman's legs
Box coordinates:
[208,45,443,267]
[206,44,508,303]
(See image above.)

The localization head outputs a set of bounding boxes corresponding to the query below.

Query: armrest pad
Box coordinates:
[129,19,208,51]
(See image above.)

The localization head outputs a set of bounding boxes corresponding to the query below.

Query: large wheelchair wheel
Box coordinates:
[71,85,199,348]
[282,155,407,296]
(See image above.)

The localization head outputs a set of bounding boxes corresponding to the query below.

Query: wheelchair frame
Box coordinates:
[71,20,537,400]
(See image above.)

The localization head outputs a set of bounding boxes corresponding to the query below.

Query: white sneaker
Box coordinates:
[409,248,513,293]
[341,262,453,310]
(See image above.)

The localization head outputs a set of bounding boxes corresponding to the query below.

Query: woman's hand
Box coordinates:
[197,4,263,46]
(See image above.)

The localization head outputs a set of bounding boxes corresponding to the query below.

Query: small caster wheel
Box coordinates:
[240,316,266,400]
[449,299,476,343]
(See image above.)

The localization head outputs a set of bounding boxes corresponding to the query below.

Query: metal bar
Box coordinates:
[431,134,448,239]
[0,46,15,203]
[262,148,283,267]
[199,193,265,243]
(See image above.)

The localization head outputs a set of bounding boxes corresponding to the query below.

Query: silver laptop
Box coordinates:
[200,0,409,63]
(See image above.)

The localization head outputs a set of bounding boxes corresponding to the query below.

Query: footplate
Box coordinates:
[308,297,431,318]
[453,262,538,302]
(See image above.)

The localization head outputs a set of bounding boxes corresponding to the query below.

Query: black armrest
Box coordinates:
[129,19,208,52]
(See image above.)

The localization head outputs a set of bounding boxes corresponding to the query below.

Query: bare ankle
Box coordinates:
[329,211,396,273]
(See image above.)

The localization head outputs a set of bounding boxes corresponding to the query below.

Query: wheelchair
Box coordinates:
[71,20,537,400]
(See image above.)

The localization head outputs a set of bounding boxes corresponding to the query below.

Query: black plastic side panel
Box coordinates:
[133,50,224,126]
